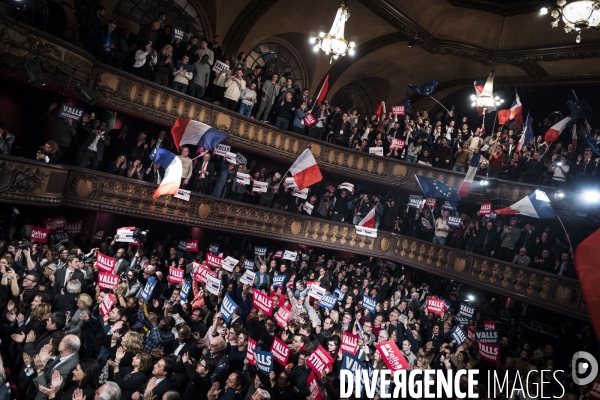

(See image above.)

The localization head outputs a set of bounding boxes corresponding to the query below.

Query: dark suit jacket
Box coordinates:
[331,120,352,139]
[114,368,146,400]
[54,269,86,294]
[168,338,202,362]
[52,293,78,314]
[474,227,500,251]
[144,167,165,184]
[80,14,101,45]
[32,353,80,400]
[191,160,215,188]
[114,257,130,275]
[139,376,173,400]
[79,126,111,161]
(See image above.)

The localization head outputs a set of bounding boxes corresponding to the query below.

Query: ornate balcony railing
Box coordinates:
[0,17,594,223]
[0,155,587,321]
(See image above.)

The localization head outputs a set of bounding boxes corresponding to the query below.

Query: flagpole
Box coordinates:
[310,77,328,114]
[491,110,498,136]
[543,189,574,252]
[428,96,450,114]
[276,145,311,188]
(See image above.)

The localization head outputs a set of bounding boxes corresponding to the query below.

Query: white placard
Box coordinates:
[355,226,378,238]
[225,152,238,164]
[174,189,191,201]
[308,284,326,300]
[285,177,297,188]
[253,181,268,193]
[293,188,308,199]
[221,256,238,272]
[240,270,256,286]
[212,60,230,73]
[206,275,221,295]
[340,182,354,192]
[303,202,313,215]
[236,172,250,185]
[214,144,231,157]
[369,147,384,156]
[283,250,297,261]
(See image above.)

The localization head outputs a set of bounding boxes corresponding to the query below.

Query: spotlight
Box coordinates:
[309,37,316,44]
[407,38,416,48]
[554,191,565,200]
[23,59,45,87]
[540,7,548,15]
[313,45,319,52]
[77,79,97,106]
[480,179,489,187]
[471,101,477,107]
[470,94,477,101]
[349,42,356,48]
[348,48,355,56]
[576,33,581,43]
[582,189,600,202]
[319,32,325,38]
[479,178,498,188]
[467,294,475,301]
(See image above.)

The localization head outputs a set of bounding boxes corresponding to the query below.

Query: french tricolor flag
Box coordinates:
[495,189,556,219]
[171,118,228,152]
[289,147,322,190]
[457,152,481,198]
[509,88,523,125]
[357,207,376,228]
[150,148,183,199]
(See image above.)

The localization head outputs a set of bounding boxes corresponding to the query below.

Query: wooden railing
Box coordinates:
[0,155,587,321]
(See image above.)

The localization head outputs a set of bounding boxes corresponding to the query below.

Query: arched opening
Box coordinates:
[330,81,376,117]
[246,42,307,91]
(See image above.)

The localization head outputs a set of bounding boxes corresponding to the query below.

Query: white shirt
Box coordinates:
[64,269,74,286]
[201,161,208,178]
[87,134,101,152]
[173,342,186,356]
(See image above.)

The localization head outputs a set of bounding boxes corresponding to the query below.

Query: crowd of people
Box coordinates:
[0,222,597,400]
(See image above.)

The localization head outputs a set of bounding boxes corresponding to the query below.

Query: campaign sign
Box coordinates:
[194,265,216,283]
[50,232,69,244]
[206,275,221,295]
[221,256,238,272]
[220,293,237,323]
[369,147,384,156]
[244,260,254,270]
[303,113,317,127]
[247,337,257,365]
[340,352,363,383]
[476,330,499,344]
[455,316,469,325]
[285,177,297,188]
[478,341,500,364]
[236,172,250,185]
[307,345,333,377]
[185,240,198,252]
[408,195,422,208]
[308,284,326,301]
[116,227,134,242]
[206,253,224,268]
[450,325,467,345]
[588,377,600,399]
[442,201,455,211]
[239,270,255,286]
[213,60,230,73]
[252,181,268,193]
[488,211,497,221]
[341,332,359,355]
[254,350,273,376]
[390,138,406,150]
[271,336,290,366]
[168,267,184,284]
[174,189,191,201]
[29,225,50,243]
[180,280,191,303]
[425,197,437,208]
[285,273,296,289]
[302,202,314,215]
[213,144,230,157]
[59,104,84,122]
[334,288,346,301]
[44,217,66,232]
[252,289,274,316]
[99,293,116,317]
[391,105,405,116]
[447,216,461,227]
[96,252,116,273]
[274,306,291,327]
[480,202,492,215]
[484,320,496,331]
[467,326,476,343]
[225,152,238,164]
[141,277,157,302]
[254,246,267,257]
[340,182,354,192]
[173,27,184,40]
[307,372,323,400]
[426,298,446,315]
[97,271,119,290]
[66,221,83,235]
[362,294,377,313]
[460,302,475,319]
[209,243,220,254]
[355,226,377,238]
[318,294,338,311]
[292,188,308,199]
[236,152,247,165]
[283,250,297,261]
[375,340,409,371]
[272,275,285,287]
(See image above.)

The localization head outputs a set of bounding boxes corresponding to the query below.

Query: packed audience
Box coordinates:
[0,224,596,400]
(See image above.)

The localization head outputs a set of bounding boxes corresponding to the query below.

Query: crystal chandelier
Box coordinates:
[309,2,356,63]
[470,72,503,109]
[540,0,600,43]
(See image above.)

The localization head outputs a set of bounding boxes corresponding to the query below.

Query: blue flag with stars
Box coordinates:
[399,89,412,115]
[409,80,439,97]
[415,175,461,207]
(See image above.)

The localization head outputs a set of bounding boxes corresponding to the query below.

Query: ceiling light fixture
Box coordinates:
[470,72,503,109]
[542,0,600,42]
[309,1,355,63]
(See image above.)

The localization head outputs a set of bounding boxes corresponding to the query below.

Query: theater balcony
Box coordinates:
[0,17,596,224]
[0,155,587,321]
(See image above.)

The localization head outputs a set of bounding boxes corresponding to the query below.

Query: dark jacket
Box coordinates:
[474,227,500,251]
[79,126,111,161]
[144,166,165,184]
[114,368,145,400]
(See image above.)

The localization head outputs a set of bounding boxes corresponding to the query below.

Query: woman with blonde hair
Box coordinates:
[107,330,143,370]
[229,163,248,202]
[154,44,175,86]
[329,309,339,324]
[65,293,92,335]
[30,303,52,335]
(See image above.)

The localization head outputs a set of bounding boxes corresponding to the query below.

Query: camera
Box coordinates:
[132,228,149,243]
[18,239,31,250]
[81,253,97,265]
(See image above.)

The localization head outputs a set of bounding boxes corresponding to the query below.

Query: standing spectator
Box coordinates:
[433,138,452,169]
[209,35,222,62]
[107,154,127,176]
[548,154,570,186]
[513,248,531,268]
[498,217,522,262]
[95,20,117,64]
[275,92,295,131]
[222,68,246,111]
[474,220,499,257]
[208,59,231,103]
[238,82,257,117]
[174,36,199,63]
[191,55,211,100]
[406,138,422,164]
[196,38,214,66]
[80,5,105,54]
[309,103,329,141]
[292,101,309,134]
[488,144,506,178]
[46,102,77,162]
[153,45,175,87]
[433,210,450,245]
[453,142,469,173]
[258,172,281,208]
[171,54,193,94]
[192,152,214,194]
[256,73,280,122]
[177,146,193,189]
[132,42,157,80]
[155,25,175,52]
[129,131,149,162]
[78,119,110,170]
[0,122,15,155]
[112,29,131,71]
[136,20,160,50]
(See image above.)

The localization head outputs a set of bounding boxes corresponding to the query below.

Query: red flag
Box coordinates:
[545,116,572,143]
[374,101,386,117]
[497,110,511,125]
[575,228,600,337]
[316,75,329,107]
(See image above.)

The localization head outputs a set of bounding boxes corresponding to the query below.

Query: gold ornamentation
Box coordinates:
[197,203,211,219]
[453,257,467,273]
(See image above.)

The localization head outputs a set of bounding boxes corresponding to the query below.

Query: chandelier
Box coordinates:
[309,2,356,63]
[470,72,503,109]
[540,0,600,43]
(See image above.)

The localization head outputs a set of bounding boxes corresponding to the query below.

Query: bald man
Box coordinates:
[165,325,201,361]
[209,336,230,385]
[33,335,81,400]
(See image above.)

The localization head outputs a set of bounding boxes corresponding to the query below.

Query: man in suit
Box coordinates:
[78,119,110,170]
[52,279,80,314]
[80,5,105,54]
[32,334,80,400]
[166,325,202,362]
[329,112,352,145]
[133,357,175,400]
[16,311,66,357]
[54,255,85,294]
[192,152,214,194]
[145,163,165,185]
[474,220,500,258]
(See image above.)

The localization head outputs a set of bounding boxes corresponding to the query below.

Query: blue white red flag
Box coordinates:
[150,148,182,198]
[495,189,556,219]
[457,153,481,198]
[170,118,228,152]
[509,88,523,125]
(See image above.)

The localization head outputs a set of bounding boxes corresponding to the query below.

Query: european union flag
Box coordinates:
[568,91,592,118]
[399,89,412,115]
[409,80,439,97]
[415,175,461,207]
